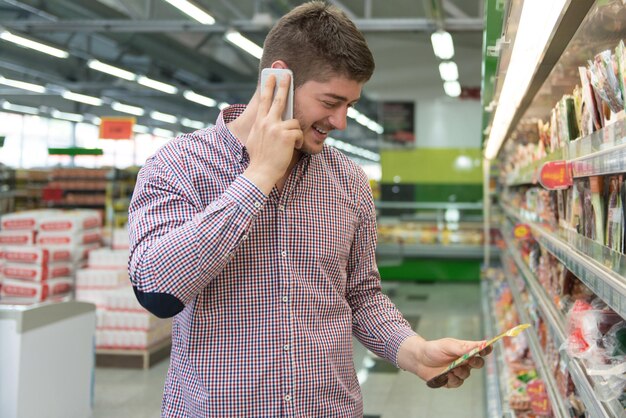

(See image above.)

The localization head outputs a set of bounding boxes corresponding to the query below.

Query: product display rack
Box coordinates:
[481,278,513,418]
[483,0,626,415]
[501,220,625,417]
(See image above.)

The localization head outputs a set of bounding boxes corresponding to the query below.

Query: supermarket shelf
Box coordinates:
[96,338,171,369]
[501,228,625,418]
[481,279,514,418]
[568,119,626,178]
[501,203,626,320]
[505,120,626,186]
[376,243,496,259]
[375,201,483,210]
[500,254,571,418]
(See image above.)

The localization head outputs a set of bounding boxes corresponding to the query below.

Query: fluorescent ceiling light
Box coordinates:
[224,30,263,59]
[87,59,136,81]
[51,109,84,123]
[0,30,69,58]
[484,0,567,159]
[137,76,178,94]
[181,118,205,129]
[0,76,46,93]
[431,31,454,60]
[150,110,178,124]
[439,61,458,81]
[443,81,461,97]
[133,124,150,134]
[218,102,230,110]
[1,101,39,115]
[326,136,380,162]
[183,90,217,107]
[367,120,384,134]
[91,116,101,125]
[347,107,360,119]
[153,128,175,138]
[62,91,103,106]
[111,101,145,116]
[162,0,215,25]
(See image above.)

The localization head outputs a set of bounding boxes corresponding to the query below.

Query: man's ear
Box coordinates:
[270,60,288,70]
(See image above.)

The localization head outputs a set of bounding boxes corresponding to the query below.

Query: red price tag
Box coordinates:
[539,160,572,190]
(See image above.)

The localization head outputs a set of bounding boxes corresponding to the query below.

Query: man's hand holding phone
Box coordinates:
[244,69,302,195]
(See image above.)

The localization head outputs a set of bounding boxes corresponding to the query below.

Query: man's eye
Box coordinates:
[323,101,338,108]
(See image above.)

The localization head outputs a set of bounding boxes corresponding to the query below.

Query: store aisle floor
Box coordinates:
[92,282,484,418]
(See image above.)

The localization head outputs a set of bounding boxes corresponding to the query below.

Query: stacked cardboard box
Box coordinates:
[0,209,102,304]
[76,247,171,350]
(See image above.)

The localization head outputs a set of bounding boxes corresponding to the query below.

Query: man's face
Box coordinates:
[293,75,363,155]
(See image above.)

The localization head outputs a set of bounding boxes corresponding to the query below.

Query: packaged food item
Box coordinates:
[588,176,605,245]
[617,40,626,111]
[0,230,35,246]
[579,67,603,131]
[38,209,101,232]
[2,246,49,265]
[605,175,624,252]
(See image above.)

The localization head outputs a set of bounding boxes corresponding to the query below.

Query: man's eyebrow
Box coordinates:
[321,93,360,103]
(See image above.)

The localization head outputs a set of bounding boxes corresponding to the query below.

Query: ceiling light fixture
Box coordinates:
[61,91,103,106]
[183,90,217,107]
[443,81,461,97]
[0,76,46,93]
[181,118,206,129]
[150,110,178,124]
[224,30,263,59]
[133,124,151,134]
[218,102,230,110]
[153,127,175,138]
[87,59,136,81]
[111,101,145,116]
[1,101,39,115]
[162,0,215,25]
[0,30,69,58]
[439,61,459,81]
[137,76,178,94]
[51,109,84,123]
[431,30,454,60]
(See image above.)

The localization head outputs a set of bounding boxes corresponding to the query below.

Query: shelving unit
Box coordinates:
[501,223,625,417]
[483,0,626,415]
[481,278,513,418]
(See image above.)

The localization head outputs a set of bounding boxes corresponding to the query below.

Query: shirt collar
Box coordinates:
[215,104,247,162]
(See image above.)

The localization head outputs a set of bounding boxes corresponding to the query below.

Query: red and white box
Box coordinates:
[3,262,73,281]
[0,209,60,231]
[88,248,129,269]
[37,228,102,246]
[1,278,49,302]
[3,246,49,265]
[47,277,73,296]
[38,210,102,233]
[76,268,128,289]
[0,230,35,246]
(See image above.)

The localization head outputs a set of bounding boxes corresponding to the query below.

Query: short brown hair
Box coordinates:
[260,1,375,87]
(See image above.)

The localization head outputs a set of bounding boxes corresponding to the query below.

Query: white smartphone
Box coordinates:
[260,68,294,121]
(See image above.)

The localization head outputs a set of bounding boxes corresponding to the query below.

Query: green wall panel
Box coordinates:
[378,259,481,282]
[381,148,483,184]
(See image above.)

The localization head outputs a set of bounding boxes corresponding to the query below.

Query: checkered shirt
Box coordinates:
[128,105,416,417]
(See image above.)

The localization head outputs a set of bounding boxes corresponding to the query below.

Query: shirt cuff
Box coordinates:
[224,175,268,216]
[386,328,418,368]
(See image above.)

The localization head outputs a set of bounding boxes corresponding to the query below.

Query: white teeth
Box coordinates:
[313,125,327,134]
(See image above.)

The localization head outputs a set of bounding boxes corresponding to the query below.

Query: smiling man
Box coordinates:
[128,2,488,416]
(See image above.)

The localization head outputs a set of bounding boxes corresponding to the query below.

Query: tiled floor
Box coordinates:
[92,282,484,417]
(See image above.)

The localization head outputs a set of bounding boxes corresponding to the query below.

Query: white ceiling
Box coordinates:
[0,0,485,151]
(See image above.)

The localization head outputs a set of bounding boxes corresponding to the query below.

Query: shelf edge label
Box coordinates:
[514,223,531,239]
[539,160,572,190]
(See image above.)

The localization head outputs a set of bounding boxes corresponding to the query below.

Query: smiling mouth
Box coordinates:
[313,124,329,135]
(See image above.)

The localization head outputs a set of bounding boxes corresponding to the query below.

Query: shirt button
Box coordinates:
[283,344,290,351]
[282,296,288,303]
[242,235,248,240]
[281,251,287,257]
[278,205,285,211]
[284,394,291,402]
[254,201,261,208]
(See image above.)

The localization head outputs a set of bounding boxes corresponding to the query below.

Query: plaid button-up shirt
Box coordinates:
[128,105,416,417]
